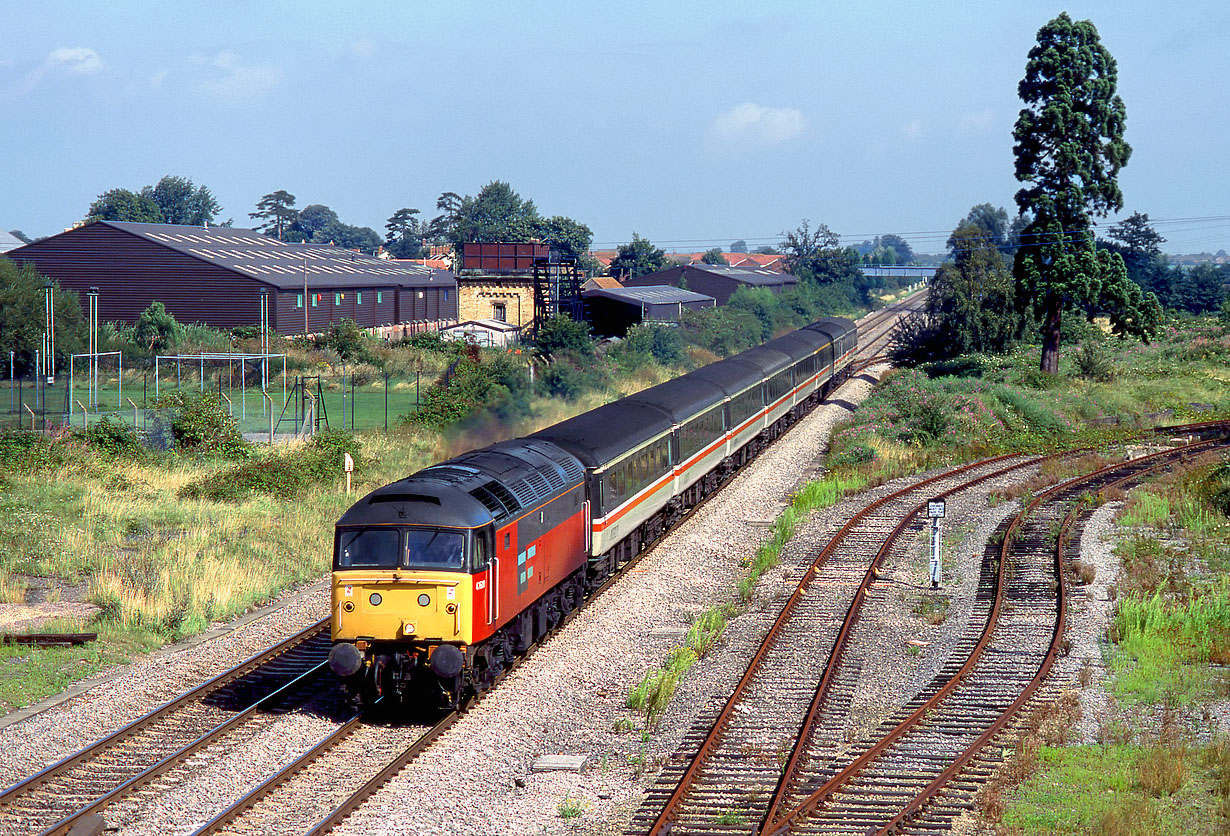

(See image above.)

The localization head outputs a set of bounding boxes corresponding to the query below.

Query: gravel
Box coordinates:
[0,580,329,790]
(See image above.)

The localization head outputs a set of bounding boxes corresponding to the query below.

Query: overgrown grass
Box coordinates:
[737,473,866,602]
[828,318,1230,488]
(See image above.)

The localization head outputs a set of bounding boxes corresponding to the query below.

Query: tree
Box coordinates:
[701,248,728,266]
[292,204,341,241]
[609,233,667,279]
[385,208,424,258]
[1012,13,1157,373]
[86,188,164,223]
[730,240,748,253]
[250,190,298,240]
[880,234,914,265]
[142,175,221,226]
[1105,211,1164,255]
[893,222,1024,363]
[948,204,1010,254]
[432,181,541,247]
[134,301,184,353]
[0,258,85,374]
[538,216,593,260]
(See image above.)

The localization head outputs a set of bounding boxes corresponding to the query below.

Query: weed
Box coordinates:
[715,809,746,825]
[912,593,950,625]
[1138,745,1187,796]
[557,796,585,820]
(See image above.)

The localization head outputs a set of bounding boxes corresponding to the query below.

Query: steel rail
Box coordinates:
[872,439,1226,835]
[37,661,331,836]
[756,449,1075,829]
[0,618,330,805]
[641,451,1029,835]
[762,438,1224,835]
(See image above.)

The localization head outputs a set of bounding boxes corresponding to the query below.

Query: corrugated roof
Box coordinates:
[582,284,714,304]
[685,264,794,284]
[0,230,23,252]
[104,221,449,290]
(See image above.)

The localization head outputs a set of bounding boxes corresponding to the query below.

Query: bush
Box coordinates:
[1075,336,1115,381]
[179,429,364,501]
[155,392,250,458]
[533,316,595,358]
[77,417,143,458]
[0,431,70,473]
[925,355,987,379]
[411,350,532,429]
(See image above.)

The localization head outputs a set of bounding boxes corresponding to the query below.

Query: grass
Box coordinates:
[0,622,162,711]
[993,406,1230,833]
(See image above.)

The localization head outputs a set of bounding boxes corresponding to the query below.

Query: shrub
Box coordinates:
[925,355,987,379]
[1075,337,1115,381]
[77,417,143,458]
[155,392,250,458]
[179,430,364,501]
[0,430,70,473]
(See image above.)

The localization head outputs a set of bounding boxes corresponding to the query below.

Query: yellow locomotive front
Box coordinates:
[327,517,486,704]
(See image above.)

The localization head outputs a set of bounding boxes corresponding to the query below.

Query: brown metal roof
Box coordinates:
[98,221,450,290]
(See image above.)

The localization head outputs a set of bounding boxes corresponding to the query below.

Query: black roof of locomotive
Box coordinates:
[529,399,673,469]
[337,438,584,529]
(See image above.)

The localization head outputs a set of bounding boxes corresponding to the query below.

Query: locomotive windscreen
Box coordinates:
[334,526,467,571]
[406,528,466,569]
[336,528,400,568]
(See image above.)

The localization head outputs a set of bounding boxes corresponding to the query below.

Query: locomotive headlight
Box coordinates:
[418,593,431,607]
[369,592,382,606]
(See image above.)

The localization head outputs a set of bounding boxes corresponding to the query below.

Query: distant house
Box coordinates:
[5,221,457,336]
[583,284,715,337]
[581,275,623,292]
[620,263,797,306]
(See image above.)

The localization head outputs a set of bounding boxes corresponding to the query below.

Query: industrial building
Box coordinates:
[620,263,797,305]
[4,221,457,336]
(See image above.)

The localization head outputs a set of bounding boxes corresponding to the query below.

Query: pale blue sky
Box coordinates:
[3,1,1228,254]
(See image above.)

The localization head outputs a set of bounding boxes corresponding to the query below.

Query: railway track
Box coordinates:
[0,620,333,836]
[150,302,926,835]
[632,431,1227,836]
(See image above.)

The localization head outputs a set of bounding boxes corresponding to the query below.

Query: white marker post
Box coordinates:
[927,498,945,588]
[344,452,354,495]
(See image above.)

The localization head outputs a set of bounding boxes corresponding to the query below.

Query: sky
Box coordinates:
[3,1,1228,255]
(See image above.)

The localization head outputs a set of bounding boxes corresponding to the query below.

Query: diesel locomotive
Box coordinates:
[327,317,859,709]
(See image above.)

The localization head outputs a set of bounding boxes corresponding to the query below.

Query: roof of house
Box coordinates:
[680,263,795,285]
[0,229,23,252]
[581,276,624,291]
[582,284,715,305]
[31,221,452,290]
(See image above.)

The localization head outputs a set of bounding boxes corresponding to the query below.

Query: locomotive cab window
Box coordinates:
[406,527,466,570]
[335,528,400,569]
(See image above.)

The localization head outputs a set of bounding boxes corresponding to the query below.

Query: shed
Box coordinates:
[4,221,457,335]
[582,284,715,337]
[440,318,523,348]
[619,264,797,305]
